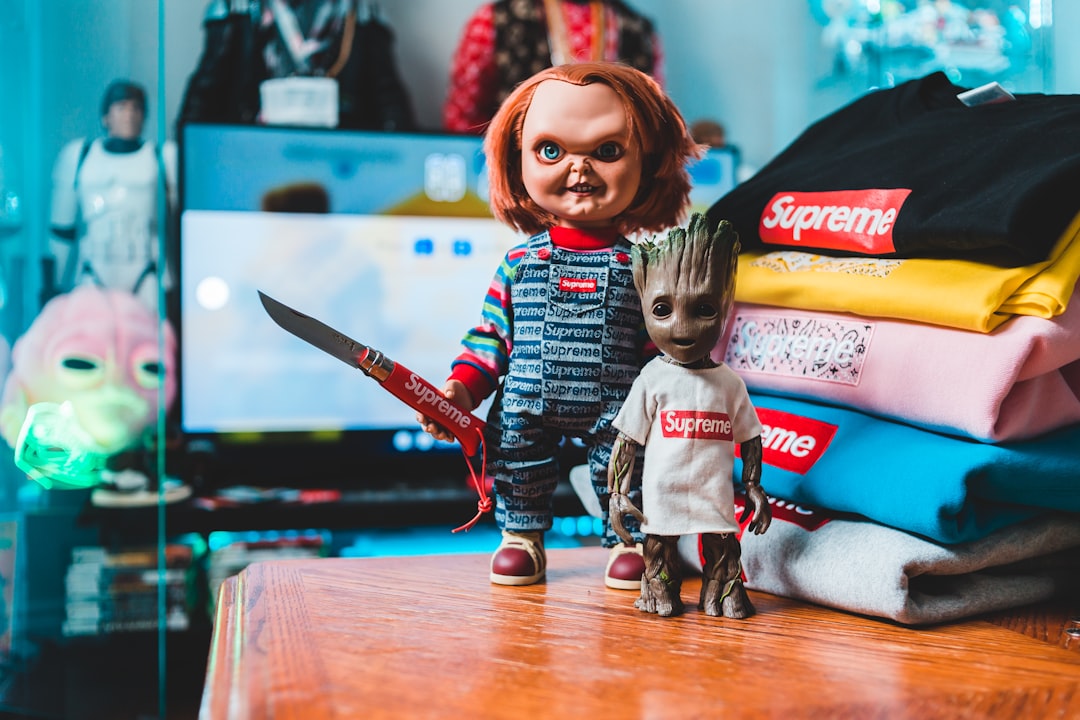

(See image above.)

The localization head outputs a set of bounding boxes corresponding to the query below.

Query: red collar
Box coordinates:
[549,225,619,250]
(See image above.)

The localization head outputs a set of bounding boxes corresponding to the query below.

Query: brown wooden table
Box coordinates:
[199,547,1080,719]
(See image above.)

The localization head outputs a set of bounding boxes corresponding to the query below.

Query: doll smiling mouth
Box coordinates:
[568,183,598,194]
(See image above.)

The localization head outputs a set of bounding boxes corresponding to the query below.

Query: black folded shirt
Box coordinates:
[707,72,1080,267]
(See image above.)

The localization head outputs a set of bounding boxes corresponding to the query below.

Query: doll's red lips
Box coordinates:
[568,183,596,193]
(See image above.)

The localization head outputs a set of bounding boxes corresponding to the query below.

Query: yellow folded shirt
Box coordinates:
[734,211,1080,332]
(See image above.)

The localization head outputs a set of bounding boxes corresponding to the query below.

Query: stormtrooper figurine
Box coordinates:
[49,80,177,311]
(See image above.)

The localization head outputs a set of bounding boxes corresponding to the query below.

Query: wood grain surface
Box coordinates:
[200,547,1079,720]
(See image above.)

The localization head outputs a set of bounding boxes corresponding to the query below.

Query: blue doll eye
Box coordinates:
[538,142,563,161]
[594,142,624,161]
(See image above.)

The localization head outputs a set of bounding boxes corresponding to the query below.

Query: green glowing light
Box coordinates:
[13,402,113,489]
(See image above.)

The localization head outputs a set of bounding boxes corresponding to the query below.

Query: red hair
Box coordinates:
[483,62,703,237]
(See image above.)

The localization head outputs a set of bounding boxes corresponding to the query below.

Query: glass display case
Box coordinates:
[0,2,199,718]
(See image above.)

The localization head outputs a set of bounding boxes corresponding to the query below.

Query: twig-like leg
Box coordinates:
[699,532,754,618]
[635,535,683,617]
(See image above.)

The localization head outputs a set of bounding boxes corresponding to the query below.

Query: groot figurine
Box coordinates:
[607,213,770,618]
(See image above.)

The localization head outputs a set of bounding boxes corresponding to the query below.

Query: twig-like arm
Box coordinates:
[737,435,771,535]
[607,432,644,545]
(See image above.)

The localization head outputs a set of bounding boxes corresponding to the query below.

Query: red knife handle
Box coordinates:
[379,362,485,456]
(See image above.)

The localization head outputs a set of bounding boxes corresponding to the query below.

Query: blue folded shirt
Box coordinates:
[737,393,1080,544]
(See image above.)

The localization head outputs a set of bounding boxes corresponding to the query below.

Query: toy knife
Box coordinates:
[258,291,486,456]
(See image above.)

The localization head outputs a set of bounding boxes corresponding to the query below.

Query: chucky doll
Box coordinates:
[419,62,700,588]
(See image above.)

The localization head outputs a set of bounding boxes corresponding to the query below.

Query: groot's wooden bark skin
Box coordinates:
[699,532,753,618]
[608,434,643,545]
[637,535,684,616]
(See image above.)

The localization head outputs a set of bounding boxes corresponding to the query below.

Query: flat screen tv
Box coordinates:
[177,122,738,505]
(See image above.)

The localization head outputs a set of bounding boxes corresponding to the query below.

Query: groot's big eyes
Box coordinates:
[651,302,672,319]
[695,302,718,319]
[538,142,563,161]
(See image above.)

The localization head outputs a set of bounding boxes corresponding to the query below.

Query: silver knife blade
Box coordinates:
[258,291,368,369]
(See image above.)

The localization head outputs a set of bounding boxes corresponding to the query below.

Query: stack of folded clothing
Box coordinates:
[690,71,1080,625]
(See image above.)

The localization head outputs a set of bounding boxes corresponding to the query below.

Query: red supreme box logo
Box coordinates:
[754,407,837,475]
[759,188,911,254]
[660,410,733,440]
[559,277,597,293]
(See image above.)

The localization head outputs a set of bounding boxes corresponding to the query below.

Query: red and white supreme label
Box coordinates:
[759,189,911,254]
[752,407,836,475]
[559,276,598,293]
[660,410,733,440]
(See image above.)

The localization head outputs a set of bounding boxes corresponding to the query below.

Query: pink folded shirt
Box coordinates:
[716,290,1080,442]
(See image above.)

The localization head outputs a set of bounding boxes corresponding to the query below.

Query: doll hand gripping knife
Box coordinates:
[258,291,485,456]
[259,292,490,531]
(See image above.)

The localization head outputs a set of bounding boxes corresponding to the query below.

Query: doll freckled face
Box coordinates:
[520,80,642,230]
